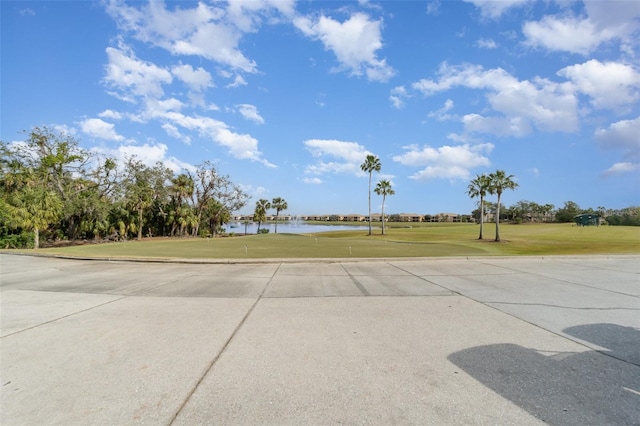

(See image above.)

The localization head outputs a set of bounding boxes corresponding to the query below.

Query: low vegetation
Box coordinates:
[25,223,640,260]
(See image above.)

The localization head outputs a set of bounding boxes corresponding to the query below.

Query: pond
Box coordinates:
[227,221,367,234]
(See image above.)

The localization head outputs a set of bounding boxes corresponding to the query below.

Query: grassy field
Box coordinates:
[22,222,640,260]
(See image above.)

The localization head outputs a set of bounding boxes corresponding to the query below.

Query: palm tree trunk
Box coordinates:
[275,211,279,234]
[137,207,143,241]
[34,227,40,249]
[479,196,484,240]
[381,195,386,235]
[367,173,372,235]
[495,193,501,242]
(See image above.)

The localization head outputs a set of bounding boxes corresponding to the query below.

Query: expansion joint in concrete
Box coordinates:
[167,263,283,425]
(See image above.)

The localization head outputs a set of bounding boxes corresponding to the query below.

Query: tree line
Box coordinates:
[2,128,636,249]
[0,127,249,248]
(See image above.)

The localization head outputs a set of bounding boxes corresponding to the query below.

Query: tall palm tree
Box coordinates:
[271,197,288,234]
[253,199,271,233]
[374,180,394,235]
[488,170,519,242]
[466,174,491,240]
[360,154,381,236]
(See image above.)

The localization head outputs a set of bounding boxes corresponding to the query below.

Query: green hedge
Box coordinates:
[0,231,35,249]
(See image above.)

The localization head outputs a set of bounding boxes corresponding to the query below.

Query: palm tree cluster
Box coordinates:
[253,197,289,233]
[361,154,395,236]
[374,179,394,235]
[467,170,519,242]
[0,127,249,248]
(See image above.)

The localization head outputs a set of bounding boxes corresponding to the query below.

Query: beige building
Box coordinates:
[431,213,462,222]
[398,213,424,222]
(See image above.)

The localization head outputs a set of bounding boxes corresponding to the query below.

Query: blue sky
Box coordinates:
[2,0,639,216]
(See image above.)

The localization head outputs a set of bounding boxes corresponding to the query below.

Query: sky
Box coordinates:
[2,0,640,216]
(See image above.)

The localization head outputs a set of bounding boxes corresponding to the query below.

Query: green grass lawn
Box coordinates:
[21,223,640,260]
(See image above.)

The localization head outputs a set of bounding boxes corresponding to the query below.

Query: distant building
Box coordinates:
[369,213,385,222]
[398,213,423,222]
[434,213,462,223]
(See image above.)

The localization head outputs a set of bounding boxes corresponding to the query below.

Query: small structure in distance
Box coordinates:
[574,214,600,227]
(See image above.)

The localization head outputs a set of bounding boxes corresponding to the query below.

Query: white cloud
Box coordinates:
[51,124,77,137]
[91,142,195,174]
[474,38,497,49]
[100,40,272,166]
[172,63,213,92]
[428,99,455,121]
[236,104,265,124]
[155,110,275,167]
[464,0,531,19]
[98,109,123,120]
[523,2,640,55]
[558,60,640,110]
[426,0,441,16]
[294,12,395,82]
[226,0,296,31]
[595,116,640,176]
[302,177,323,184]
[139,98,185,121]
[595,116,640,161]
[161,123,191,145]
[79,118,125,141]
[104,44,172,101]
[389,86,409,109]
[392,143,493,181]
[413,63,578,135]
[105,0,258,72]
[462,114,531,137]
[523,16,616,55]
[304,139,372,176]
[602,162,640,177]
[226,74,248,88]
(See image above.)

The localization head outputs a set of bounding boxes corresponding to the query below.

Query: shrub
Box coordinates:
[0,231,35,249]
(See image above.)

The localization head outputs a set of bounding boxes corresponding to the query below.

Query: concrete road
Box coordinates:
[1,254,638,425]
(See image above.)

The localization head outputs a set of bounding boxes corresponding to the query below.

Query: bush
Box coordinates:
[257,228,270,234]
[606,214,640,226]
[0,231,35,249]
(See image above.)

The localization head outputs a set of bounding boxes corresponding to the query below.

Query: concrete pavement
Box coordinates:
[1,254,639,425]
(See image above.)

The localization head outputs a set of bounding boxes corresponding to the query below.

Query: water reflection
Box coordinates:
[227,221,367,234]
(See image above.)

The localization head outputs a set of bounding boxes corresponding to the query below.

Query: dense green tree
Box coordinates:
[555,201,581,223]
[0,127,248,247]
[190,161,249,237]
[360,154,381,236]
[201,199,229,236]
[541,204,555,222]
[122,159,172,240]
[271,197,288,234]
[253,199,271,233]
[169,174,195,236]
[1,182,62,249]
[467,174,492,239]
[605,207,640,226]
[488,170,519,242]
[0,127,102,246]
[374,180,394,235]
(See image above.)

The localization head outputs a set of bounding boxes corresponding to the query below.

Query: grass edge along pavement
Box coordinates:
[7,223,640,260]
